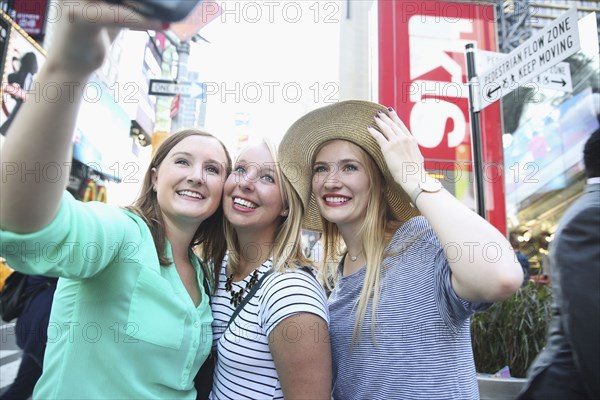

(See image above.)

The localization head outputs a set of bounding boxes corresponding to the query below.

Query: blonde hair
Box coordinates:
[318,141,396,344]
[224,138,311,274]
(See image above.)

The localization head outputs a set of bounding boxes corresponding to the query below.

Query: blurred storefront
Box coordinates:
[503,12,599,276]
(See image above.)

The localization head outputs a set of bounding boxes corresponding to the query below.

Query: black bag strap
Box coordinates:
[226,268,274,331]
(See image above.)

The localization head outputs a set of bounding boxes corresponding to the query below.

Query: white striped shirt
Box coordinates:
[329,217,491,400]
[210,256,329,399]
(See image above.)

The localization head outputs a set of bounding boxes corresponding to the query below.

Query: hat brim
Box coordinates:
[279,100,420,231]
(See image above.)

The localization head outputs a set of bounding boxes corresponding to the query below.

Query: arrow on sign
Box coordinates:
[487,86,501,98]
[188,83,205,99]
[552,79,566,86]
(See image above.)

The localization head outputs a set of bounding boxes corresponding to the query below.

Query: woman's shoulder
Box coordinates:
[261,265,322,295]
[395,215,430,233]
[258,264,329,327]
[383,217,440,263]
[267,264,318,283]
[67,192,138,226]
[389,216,436,245]
[117,207,156,241]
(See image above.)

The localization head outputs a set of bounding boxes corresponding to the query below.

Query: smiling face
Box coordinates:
[312,140,372,232]
[223,142,287,235]
[151,135,228,230]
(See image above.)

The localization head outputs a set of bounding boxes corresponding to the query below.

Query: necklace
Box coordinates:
[225,269,260,307]
[347,250,363,262]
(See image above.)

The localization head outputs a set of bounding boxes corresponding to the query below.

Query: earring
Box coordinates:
[281,209,289,216]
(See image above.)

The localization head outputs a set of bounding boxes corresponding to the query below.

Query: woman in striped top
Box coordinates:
[209,139,332,399]
[278,101,524,399]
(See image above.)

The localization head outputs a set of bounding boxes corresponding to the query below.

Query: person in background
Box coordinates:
[278,100,523,399]
[210,139,331,399]
[302,230,324,264]
[517,127,600,400]
[0,275,57,400]
[0,258,11,290]
[511,236,531,286]
[309,232,325,264]
[0,1,231,398]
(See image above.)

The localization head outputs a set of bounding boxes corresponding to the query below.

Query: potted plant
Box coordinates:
[471,281,553,399]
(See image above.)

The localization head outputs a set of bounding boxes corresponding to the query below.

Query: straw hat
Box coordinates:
[279,100,420,231]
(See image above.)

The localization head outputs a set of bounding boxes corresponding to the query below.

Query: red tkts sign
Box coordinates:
[378,0,506,234]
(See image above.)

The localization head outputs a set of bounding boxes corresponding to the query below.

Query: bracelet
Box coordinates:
[410,186,425,207]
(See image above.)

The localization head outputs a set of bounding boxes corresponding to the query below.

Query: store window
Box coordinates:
[502,14,599,276]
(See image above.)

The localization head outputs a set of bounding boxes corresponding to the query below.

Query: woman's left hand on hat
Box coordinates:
[368,107,426,194]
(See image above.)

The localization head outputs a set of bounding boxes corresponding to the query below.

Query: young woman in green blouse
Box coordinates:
[0,2,229,398]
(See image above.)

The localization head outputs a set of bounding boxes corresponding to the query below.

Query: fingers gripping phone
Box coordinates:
[106,0,202,22]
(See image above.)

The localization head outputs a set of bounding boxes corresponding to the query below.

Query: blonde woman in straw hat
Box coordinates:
[209,139,332,399]
[279,100,524,399]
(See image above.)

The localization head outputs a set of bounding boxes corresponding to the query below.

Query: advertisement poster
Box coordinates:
[0,11,46,135]
[0,11,127,187]
[378,0,506,234]
[0,15,10,80]
[14,0,49,37]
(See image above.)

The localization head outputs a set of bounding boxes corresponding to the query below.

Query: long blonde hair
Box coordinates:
[224,139,311,274]
[319,143,396,344]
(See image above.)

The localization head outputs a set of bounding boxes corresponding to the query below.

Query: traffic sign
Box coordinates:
[149,79,207,100]
[476,7,580,111]
[531,63,573,92]
[476,50,573,93]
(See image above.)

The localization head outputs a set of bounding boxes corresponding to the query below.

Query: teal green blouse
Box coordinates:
[0,192,213,399]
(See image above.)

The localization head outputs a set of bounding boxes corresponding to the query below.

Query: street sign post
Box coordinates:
[464,7,583,219]
[475,7,580,111]
[465,44,486,219]
[148,79,207,100]
[476,50,573,93]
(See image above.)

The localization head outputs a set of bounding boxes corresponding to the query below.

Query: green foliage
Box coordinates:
[471,282,553,378]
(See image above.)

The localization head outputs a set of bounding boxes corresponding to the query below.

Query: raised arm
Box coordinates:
[370,108,523,303]
[0,1,162,233]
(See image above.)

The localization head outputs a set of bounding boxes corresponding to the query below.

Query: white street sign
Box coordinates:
[149,79,206,99]
[531,63,573,92]
[476,50,573,92]
[476,7,580,111]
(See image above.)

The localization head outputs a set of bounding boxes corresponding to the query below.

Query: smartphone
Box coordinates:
[106,0,202,22]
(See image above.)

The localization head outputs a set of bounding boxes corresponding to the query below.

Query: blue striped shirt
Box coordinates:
[329,217,490,400]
